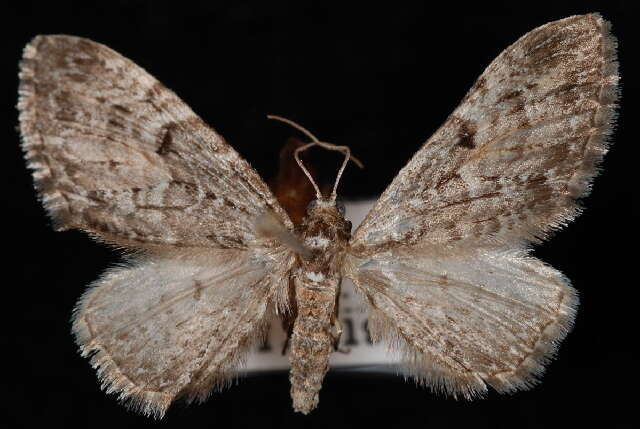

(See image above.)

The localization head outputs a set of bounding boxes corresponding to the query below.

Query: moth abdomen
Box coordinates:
[289,272,340,414]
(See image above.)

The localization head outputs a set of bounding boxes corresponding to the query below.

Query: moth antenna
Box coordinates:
[267,115,321,143]
[329,144,353,203]
[267,115,364,203]
[294,142,323,200]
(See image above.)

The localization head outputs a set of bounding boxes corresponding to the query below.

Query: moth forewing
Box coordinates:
[18,34,292,249]
[350,13,618,255]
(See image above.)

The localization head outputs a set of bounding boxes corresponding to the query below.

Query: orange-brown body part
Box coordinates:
[271,138,319,225]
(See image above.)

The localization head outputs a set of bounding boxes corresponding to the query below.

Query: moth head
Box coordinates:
[306,198,345,215]
[306,198,342,216]
[305,198,352,238]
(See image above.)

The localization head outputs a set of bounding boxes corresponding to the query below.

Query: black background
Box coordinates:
[3,1,636,428]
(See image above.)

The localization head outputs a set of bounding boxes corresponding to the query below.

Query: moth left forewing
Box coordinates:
[73,247,294,418]
[344,247,577,396]
[19,35,292,250]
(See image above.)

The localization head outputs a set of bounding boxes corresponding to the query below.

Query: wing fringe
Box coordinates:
[564,13,619,208]
[18,37,71,230]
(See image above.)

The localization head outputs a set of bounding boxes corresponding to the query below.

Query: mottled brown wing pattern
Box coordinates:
[73,249,294,418]
[346,247,576,397]
[18,13,619,418]
[19,34,300,417]
[18,35,291,249]
[350,14,618,255]
[346,14,618,398]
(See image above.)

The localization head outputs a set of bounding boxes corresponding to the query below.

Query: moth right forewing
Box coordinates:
[350,14,618,256]
[19,35,291,250]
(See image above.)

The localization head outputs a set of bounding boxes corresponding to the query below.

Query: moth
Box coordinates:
[18,13,618,417]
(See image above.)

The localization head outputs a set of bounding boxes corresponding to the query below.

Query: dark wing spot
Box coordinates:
[86,190,108,204]
[525,175,548,189]
[434,172,461,189]
[193,280,203,300]
[112,104,132,114]
[510,101,526,115]
[71,54,100,67]
[157,123,177,155]
[107,118,124,129]
[457,119,477,149]
[496,89,523,104]
[458,134,475,148]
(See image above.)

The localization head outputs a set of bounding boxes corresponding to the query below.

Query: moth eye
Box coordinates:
[306,200,319,214]
[335,199,346,216]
